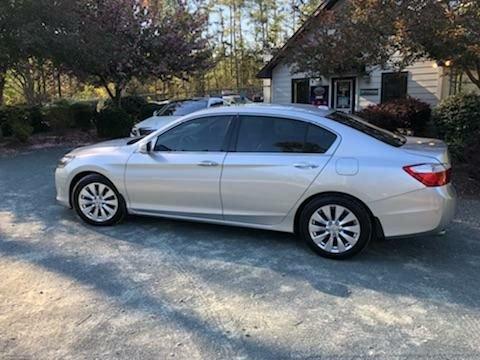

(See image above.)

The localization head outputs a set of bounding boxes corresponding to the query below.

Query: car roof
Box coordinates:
[189,103,334,118]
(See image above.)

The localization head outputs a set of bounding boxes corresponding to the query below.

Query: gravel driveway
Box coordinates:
[1,148,479,360]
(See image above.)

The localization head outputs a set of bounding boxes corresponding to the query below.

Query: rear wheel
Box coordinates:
[299,195,372,259]
[72,174,126,226]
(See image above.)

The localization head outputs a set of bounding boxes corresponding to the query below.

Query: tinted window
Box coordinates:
[235,116,336,153]
[154,116,232,152]
[159,100,208,116]
[236,116,307,152]
[305,125,337,153]
[327,111,406,147]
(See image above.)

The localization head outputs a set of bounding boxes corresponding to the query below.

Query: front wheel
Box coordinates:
[299,195,373,259]
[72,174,126,226]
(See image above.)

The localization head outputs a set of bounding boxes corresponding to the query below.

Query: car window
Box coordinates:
[154,116,232,152]
[305,124,337,153]
[327,111,406,147]
[236,116,337,153]
[158,100,209,116]
[236,116,307,153]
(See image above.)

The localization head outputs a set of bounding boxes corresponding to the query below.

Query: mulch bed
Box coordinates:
[0,130,99,157]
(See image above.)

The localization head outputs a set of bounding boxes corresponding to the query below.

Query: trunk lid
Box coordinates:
[401,136,451,165]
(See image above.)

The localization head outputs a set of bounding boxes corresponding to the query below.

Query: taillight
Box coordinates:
[403,163,451,187]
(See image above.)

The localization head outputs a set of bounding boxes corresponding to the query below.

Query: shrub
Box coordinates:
[433,93,480,160]
[0,107,12,137]
[70,102,96,130]
[27,106,49,133]
[105,96,148,122]
[139,102,166,121]
[95,107,133,138]
[10,117,33,142]
[43,101,75,133]
[357,97,431,134]
[0,107,33,142]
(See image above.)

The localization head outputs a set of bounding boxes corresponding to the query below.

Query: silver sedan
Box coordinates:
[55,105,456,259]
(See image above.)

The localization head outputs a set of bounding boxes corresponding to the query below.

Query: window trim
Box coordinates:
[231,115,337,154]
[153,115,236,153]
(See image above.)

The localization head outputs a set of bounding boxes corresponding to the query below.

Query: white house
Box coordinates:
[257,0,464,113]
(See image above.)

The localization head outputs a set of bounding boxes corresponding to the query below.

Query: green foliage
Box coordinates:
[10,117,33,142]
[95,107,133,139]
[139,102,166,121]
[0,106,33,142]
[357,98,431,134]
[70,102,96,131]
[42,101,75,133]
[433,93,480,160]
[105,96,148,123]
[28,105,48,133]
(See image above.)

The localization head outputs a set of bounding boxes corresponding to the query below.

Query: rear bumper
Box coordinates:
[369,184,457,238]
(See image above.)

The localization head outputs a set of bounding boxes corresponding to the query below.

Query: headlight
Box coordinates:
[57,155,75,168]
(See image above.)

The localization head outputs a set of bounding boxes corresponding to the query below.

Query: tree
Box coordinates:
[50,0,211,107]
[289,0,480,91]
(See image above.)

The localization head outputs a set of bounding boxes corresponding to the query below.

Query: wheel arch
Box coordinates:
[69,171,120,208]
[293,191,384,239]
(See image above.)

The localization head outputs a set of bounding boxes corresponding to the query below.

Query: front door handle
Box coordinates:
[294,163,319,169]
[198,160,219,167]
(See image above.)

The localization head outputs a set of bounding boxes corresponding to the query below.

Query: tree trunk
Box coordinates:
[57,69,62,99]
[114,85,122,108]
[0,67,6,106]
[465,67,480,91]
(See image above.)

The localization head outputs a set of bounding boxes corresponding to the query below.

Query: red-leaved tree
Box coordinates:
[50,0,211,106]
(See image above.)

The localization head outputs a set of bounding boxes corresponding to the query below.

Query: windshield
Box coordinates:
[158,100,208,116]
[326,111,406,147]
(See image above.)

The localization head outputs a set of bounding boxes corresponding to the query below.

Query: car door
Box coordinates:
[221,115,338,225]
[125,115,234,218]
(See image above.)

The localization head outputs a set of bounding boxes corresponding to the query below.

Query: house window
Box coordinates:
[381,72,408,103]
[292,79,310,104]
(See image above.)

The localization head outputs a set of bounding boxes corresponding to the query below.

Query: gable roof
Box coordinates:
[256,0,341,79]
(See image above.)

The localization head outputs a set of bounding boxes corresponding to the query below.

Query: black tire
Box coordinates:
[72,174,126,226]
[299,195,372,259]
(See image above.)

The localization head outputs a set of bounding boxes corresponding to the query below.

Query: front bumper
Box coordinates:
[55,167,71,208]
[369,184,457,238]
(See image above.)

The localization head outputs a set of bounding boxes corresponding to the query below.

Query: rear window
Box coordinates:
[326,111,406,147]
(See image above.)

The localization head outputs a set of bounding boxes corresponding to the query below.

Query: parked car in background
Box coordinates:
[130,97,226,137]
[222,94,252,105]
[56,104,456,259]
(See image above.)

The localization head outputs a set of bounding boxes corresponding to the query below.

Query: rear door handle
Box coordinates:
[294,163,319,169]
[198,160,219,167]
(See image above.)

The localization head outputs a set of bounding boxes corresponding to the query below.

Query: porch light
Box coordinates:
[433,60,453,68]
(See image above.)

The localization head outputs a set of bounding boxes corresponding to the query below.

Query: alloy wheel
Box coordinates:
[78,182,119,223]
[308,204,361,254]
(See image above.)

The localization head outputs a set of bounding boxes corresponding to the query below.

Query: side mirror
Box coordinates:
[139,141,153,154]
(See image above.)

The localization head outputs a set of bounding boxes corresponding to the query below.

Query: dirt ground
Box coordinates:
[0,147,479,359]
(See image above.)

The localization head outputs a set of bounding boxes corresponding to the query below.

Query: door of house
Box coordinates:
[292,79,310,104]
[332,78,355,113]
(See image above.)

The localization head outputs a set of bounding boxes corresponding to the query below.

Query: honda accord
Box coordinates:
[55,105,456,259]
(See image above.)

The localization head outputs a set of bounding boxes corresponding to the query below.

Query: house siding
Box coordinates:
[271,63,311,104]
[267,59,444,109]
